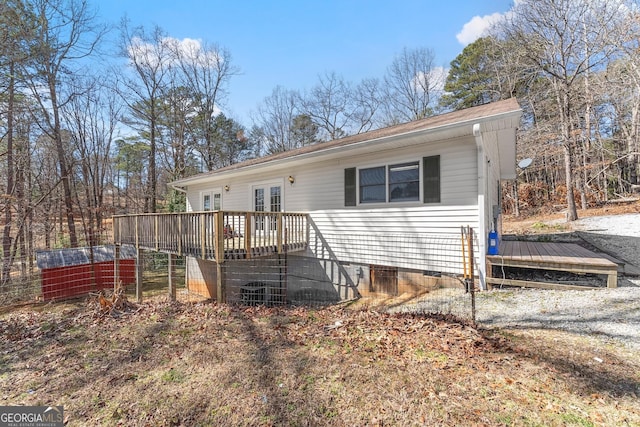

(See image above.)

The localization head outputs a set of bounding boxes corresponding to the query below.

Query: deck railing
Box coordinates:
[113,211,309,262]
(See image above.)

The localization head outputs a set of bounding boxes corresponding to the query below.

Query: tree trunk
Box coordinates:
[150,124,157,213]
[50,81,78,247]
[1,63,15,289]
[564,144,578,221]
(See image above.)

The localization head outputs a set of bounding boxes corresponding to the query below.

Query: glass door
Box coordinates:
[253,183,282,232]
[254,187,265,231]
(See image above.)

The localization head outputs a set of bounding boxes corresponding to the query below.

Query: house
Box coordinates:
[162,98,522,303]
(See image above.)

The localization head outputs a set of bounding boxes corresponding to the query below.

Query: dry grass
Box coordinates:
[1,297,639,427]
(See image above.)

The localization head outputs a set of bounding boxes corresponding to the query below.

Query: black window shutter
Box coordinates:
[344,167,356,206]
[423,155,440,203]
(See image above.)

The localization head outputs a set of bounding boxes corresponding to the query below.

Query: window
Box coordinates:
[202,190,222,211]
[389,162,419,202]
[270,186,281,212]
[270,186,281,228]
[359,166,386,203]
[254,188,265,212]
[343,155,441,206]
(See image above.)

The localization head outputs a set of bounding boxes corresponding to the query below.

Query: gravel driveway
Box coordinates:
[477,213,640,351]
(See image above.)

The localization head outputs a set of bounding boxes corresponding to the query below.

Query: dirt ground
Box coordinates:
[1,203,639,426]
[1,297,639,426]
[502,200,640,236]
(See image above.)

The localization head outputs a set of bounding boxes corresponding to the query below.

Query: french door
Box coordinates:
[253,183,282,231]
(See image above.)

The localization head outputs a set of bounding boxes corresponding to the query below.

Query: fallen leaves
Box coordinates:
[1,299,639,426]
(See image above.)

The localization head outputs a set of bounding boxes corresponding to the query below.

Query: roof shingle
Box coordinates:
[173,98,521,184]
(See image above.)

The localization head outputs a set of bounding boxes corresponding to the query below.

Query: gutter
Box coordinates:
[170,108,522,188]
[169,182,187,193]
[473,123,488,291]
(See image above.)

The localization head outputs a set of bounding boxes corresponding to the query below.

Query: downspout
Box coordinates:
[473,123,487,291]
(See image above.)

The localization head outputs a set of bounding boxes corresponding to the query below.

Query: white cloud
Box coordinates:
[127,36,221,69]
[456,12,505,46]
[456,0,632,47]
[412,66,449,96]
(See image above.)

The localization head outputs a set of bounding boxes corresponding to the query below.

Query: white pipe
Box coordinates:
[473,123,487,291]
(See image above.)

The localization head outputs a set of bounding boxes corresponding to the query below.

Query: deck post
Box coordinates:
[135,215,139,249]
[168,253,176,301]
[277,213,283,254]
[136,247,144,303]
[244,212,252,259]
[215,211,226,302]
[153,215,160,252]
[178,215,183,256]
[200,214,206,259]
[606,269,618,288]
[216,263,225,302]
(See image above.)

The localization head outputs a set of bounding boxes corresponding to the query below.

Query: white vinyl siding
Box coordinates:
[309,205,478,236]
[290,136,478,210]
[184,135,480,275]
[308,205,479,274]
[186,136,478,212]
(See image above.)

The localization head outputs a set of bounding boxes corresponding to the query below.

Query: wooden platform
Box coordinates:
[486,240,618,290]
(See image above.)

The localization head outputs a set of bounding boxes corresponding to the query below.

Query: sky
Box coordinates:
[96,0,516,126]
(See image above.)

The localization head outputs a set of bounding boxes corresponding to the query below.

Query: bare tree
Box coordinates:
[606,5,640,190]
[119,22,174,213]
[301,72,382,140]
[350,77,383,134]
[252,86,302,154]
[301,72,351,141]
[381,47,444,125]
[497,0,623,220]
[172,39,239,172]
[62,76,121,247]
[1,0,34,287]
[24,0,106,244]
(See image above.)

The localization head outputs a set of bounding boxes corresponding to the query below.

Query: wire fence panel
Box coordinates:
[0,243,136,306]
[221,231,475,321]
[2,225,475,321]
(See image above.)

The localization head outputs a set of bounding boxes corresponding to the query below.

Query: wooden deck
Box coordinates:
[111,211,311,303]
[112,211,309,263]
[486,240,618,290]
